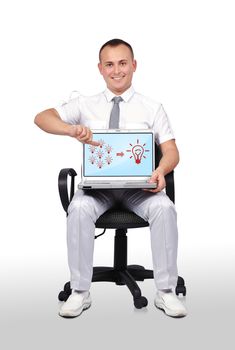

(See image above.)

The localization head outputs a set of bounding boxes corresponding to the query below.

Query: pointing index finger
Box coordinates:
[86,140,100,146]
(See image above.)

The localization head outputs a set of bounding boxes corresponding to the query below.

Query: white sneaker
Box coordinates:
[154,291,187,318]
[59,291,92,318]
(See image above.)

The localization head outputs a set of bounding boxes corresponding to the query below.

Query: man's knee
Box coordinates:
[68,195,96,218]
[149,193,176,217]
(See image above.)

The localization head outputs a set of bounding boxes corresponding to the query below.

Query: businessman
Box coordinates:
[34,38,187,318]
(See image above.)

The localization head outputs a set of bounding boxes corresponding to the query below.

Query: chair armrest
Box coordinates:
[165,171,175,204]
[58,168,77,213]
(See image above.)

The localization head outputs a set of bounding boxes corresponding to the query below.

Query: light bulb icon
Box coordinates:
[132,145,144,164]
[126,139,150,164]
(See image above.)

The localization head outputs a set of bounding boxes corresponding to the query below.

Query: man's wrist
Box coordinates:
[155,167,165,176]
[67,124,79,137]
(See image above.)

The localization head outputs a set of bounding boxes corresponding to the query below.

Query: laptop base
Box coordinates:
[78,181,157,190]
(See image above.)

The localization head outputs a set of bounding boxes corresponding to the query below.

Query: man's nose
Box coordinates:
[113,64,120,74]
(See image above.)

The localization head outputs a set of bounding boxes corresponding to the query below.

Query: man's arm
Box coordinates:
[34,108,99,146]
[147,139,179,193]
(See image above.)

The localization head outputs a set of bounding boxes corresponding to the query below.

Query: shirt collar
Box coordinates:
[103,86,135,103]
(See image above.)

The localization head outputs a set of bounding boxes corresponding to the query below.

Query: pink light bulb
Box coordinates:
[132,145,144,164]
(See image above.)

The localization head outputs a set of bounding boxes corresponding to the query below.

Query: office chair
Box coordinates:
[58,147,186,309]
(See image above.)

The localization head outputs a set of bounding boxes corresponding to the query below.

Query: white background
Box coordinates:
[0,0,234,349]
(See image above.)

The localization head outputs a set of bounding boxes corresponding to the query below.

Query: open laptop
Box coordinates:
[78,129,157,190]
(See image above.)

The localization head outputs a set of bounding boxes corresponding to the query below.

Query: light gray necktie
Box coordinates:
[109,96,123,129]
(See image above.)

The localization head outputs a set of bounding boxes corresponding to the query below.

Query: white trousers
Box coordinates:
[67,189,178,291]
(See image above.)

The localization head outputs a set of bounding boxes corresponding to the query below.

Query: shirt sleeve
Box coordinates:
[55,97,81,125]
[153,104,175,145]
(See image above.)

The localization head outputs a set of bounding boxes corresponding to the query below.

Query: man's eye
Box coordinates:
[121,62,126,66]
[106,63,113,67]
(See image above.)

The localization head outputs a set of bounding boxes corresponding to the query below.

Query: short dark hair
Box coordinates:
[99,38,134,61]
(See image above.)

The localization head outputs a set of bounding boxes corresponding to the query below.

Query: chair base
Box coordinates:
[92,264,153,308]
[92,265,186,307]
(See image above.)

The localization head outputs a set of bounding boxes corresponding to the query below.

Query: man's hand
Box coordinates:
[69,125,100,146]
[144,167,166,193]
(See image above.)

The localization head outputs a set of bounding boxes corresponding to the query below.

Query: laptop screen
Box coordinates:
[83,131,154,177]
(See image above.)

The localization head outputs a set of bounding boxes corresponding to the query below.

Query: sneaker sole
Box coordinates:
[59,302,91,318]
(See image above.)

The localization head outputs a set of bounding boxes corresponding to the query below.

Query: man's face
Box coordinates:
[98,44,137,95]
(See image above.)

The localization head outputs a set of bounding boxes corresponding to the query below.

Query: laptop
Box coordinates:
[78,129,157,190]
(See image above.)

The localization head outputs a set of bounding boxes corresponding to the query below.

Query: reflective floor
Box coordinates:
[1,260,234,350]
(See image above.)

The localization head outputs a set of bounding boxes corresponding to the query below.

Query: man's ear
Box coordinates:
[98,62,102,74]
[133,59,137,72]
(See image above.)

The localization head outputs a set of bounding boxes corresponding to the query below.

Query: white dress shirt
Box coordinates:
[55,86,174,145]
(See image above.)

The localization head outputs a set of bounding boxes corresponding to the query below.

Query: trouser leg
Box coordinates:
[123,190,178,290]
[67,189,115,291]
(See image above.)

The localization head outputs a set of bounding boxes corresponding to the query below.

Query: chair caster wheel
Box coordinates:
[177,276,185,286]
[134,296,148,309]
[58,291,70,302]
[175,285,186,296]
[64,282,71,294]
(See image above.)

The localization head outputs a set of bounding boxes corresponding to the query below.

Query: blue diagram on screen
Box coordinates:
[84,132,153,177]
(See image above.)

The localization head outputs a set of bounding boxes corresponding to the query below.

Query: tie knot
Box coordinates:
[112,96,123,104]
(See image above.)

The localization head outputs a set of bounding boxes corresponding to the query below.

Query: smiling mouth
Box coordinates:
[112,76,125,80]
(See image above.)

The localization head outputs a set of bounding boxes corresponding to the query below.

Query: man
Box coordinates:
[34,38,187,318]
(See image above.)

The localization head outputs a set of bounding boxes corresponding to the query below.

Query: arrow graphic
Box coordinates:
[116,152,124,157]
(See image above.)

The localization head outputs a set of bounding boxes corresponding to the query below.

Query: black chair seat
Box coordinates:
[95,209,149,229]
